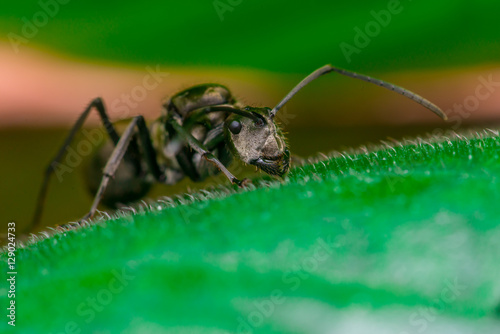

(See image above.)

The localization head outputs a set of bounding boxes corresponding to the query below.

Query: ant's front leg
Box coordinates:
[167,117,250,187]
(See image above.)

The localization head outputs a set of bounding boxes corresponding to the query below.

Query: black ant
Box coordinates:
[30,64,447,232]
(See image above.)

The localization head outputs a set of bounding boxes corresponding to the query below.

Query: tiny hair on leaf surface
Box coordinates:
[2,129,500,333]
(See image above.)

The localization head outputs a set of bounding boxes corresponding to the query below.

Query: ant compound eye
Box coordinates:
[228,120,242,134]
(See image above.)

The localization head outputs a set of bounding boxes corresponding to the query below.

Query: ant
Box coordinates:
[30,64,447,233]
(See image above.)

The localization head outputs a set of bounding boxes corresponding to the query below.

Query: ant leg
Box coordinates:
[134,116,165,182]
[30,98,120,233]
[81,116,161,221]
[167,117,249,187]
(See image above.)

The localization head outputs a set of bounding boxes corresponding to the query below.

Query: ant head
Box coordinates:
[224,106,290,177]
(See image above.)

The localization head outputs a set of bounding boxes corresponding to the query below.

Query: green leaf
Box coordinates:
[3,130,500,333]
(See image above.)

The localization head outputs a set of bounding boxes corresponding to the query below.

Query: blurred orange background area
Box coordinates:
[1,42,499,129]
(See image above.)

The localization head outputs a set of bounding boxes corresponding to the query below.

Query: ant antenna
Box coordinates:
[270,64,448,120]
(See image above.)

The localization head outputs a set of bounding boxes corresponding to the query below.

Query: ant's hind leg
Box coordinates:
[81,116,164,222]
[30,98,120,234]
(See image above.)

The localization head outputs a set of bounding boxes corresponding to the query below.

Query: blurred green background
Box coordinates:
[0,0,499,232]
[1,0,499,71]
